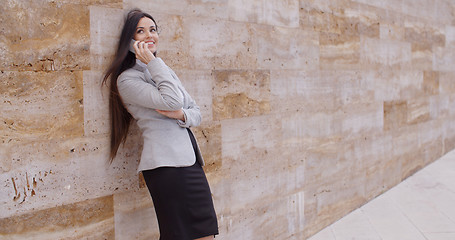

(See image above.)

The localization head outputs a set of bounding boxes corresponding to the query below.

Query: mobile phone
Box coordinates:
[129,39,136,54]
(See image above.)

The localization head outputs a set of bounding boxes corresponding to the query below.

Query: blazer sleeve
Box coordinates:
[178,93,202,128]
[117,58,184,111]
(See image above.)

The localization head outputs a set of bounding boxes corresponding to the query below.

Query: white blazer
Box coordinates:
[117,58,203,172]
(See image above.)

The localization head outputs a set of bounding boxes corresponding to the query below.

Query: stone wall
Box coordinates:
[1,0,455,239]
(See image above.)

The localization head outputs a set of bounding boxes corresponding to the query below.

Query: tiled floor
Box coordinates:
[308,150,455,240]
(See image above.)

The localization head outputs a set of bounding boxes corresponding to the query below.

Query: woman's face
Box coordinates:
[134,17,159,54]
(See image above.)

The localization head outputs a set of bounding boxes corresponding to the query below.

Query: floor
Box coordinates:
[308,149,455,240]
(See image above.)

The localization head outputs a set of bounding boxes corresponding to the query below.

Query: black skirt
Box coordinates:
[142,129,218,240]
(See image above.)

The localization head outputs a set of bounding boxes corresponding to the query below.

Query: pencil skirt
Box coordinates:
[142,131,218,239]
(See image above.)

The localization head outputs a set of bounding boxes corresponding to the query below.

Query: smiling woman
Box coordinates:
[133,17,159,55]
[102,9,219,240]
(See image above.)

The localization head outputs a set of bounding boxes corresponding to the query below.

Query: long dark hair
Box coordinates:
[102,9,158,163]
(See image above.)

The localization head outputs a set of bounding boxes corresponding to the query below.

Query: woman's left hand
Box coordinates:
[156,109,185,121]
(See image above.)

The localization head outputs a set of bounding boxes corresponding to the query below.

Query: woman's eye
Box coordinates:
[137,30,143,34]
[151,28,156,32]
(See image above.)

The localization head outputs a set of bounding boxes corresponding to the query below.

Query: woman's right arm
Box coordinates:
[117,58,184,111]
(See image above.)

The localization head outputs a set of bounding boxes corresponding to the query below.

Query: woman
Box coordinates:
[102,9,218,240]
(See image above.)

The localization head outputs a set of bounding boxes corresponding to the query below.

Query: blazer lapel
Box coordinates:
[132,61,156,86]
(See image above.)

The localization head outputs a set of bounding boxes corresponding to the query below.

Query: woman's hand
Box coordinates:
[156,109,185,121]
[133,40,155,64]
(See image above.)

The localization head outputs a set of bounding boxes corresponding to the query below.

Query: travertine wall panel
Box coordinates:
[83,70,109,136]
[361,37,412,67]
[228,0,299,28]
[212,70,271,120]
[1,0,455,239]
[89,6,123,71]
[1,71,84,140]
[0,195,114,239]
[113,189,159,240]
[179,70,214,121]
[257,26,319,70]
[185,17,257,70]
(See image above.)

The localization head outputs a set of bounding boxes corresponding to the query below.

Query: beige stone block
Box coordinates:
[384,100,407,131]
[83,71,109,136]
[405,24,445,51]
[358,134,396,199]
[303,3,379,36]
[89,6,124,71]
[229,0,299,27]
[433,45,455,72]
[222,192,304,239]
[303,138,368,238]
[300,0,352,13]
[448,95,455,116]
[185,17,257,70]
[221,115,281,160]
[113,189,159,240]
[418,120,443,145]
[281,102,383,143]
[445,26,455,44]
[187,0,229,19]
[191,122,222,173]
[392,125,419,155]
[390,125,424,179]
[257,26,319,70]
[351,0,404,12]
[404,23,445,70]
[299,0,356,36]
[0,2,91,71]
[318,70,372,105]
[429,95,450,119]
[47,0,121,4]
[220,116,306,213]
[270,70,320,99]
[361,37,412,67]
[224,155,303,214]
[439,72,455,95]
[0,71,84,141]
[152,14,190,69]
[123,0,189,16]
[212,70,270,121]
[380,24,405,41]
[421,136,444,166]
[281,111,338,139]
[313,175,366,223]
[443,118,455,154]
[418,120,444,165]
[401,0,451,23]
[362,68,424,101]
[178,70,214,122]
[433,0,455,24]
[423,71,440,95]
[406,98,430,125]
[0,134,140,218]
[363,68,404,101]
[319,32,360,70]
[399,147,425,180]
[0,195,114,239]
[205,168,231,217]
[228,0,261,24]
[341,102,383,137]
[269,70,342,113]
[261,0,300,28]
[303,137,344,189]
